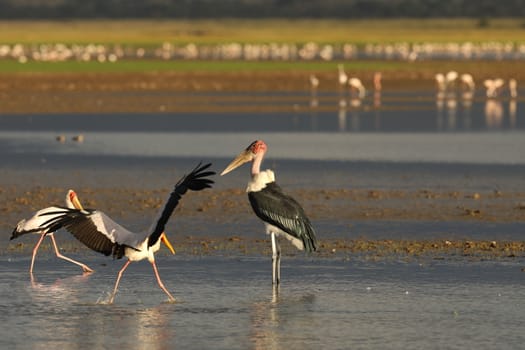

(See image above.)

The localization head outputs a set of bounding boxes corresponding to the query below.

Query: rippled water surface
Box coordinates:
[1,255,524,349]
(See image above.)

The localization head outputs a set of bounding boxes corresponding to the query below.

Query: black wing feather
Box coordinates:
[248,182,317,252]
[39,208,127,259]
[148,162,215,248]
[10,226,40,240]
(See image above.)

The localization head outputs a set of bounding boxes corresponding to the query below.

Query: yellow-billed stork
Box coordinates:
[221,140,317,285]
[11,190,94,274]
[37,162,214,303]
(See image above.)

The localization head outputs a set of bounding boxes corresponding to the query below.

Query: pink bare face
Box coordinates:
[247,140,267,155]
[221,140,268,176]
[69,191,77,203]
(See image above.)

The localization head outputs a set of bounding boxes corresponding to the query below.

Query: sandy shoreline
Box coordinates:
[3,185,525,259]
[3,185,525,224]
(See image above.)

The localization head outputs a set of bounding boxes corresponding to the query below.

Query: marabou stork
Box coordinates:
[221,140,317,285]
[11,190,94,274]
[37,163,214,303]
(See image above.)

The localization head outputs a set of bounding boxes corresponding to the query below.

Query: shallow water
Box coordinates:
[1,88,524,349]
[1,255,524,349]
[0,89,523,167]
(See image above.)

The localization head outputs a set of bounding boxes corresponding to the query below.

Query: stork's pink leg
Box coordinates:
[49,234,93,273]
[109,260,132,304]
[29,234,47,274]
[151,261,175,302]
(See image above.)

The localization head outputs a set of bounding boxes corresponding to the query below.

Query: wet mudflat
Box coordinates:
[1,71,524,349]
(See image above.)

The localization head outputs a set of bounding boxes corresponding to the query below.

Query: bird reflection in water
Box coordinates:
[509,99,517,128]
[308,75,319,131]
[435,89,461,131]
[460,90,474,130]
[337,101,347,132]
[445,92,457,130]
[435,90,445,130]
[74,303,174,349]
[349,98,361,131]
[509,79,518,128]
[250,287,317,350]
[485,98,504,129]
[29,272,92,303]
[132,306,173,350]
[373,89,382,130]
[250,287,280,350]
[24,273,94,347]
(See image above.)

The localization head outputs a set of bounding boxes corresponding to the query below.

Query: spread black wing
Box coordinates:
[147,162,215,248]
[39,208,138,259]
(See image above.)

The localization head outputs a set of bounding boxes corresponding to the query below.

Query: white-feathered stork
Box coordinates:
[11,189,94,274]
[221,140,317,285]
[37,163,214,303]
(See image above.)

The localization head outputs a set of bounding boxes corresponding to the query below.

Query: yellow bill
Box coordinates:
[161,233,176,254]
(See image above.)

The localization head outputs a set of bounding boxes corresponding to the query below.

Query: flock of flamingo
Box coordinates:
[309,65,518,101]
[1,41,525,63]
[433,70,518,99]
[307,64,519,131]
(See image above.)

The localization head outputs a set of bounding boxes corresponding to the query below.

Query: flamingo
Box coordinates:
[348,77,366,99]
[509,79,518,99]
[373,71,382,91]
[484,78,505,98]
[445,70,458,88]
[337,64,348,86]
[460,73,476,91]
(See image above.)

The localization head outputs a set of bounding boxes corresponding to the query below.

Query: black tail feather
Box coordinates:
[302,231,318,253]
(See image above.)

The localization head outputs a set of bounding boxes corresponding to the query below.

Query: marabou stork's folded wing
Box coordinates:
[39,208,140,259]
[148,162,215,248]
[248,182,318,252]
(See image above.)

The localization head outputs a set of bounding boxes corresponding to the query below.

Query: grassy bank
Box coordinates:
[0,60,522,83]
[1,18,524,45]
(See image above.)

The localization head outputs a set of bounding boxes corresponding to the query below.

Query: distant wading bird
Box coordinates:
[11,190,94,274]
[37,163,215,303]
[221,140,317,285]
[484,78,505,98]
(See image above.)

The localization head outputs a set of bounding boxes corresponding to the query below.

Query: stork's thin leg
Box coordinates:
[272,283,280,303]
[151,261,175,302]
[29,233,47,274]
[271,233,281,285]
[109,260,132,304]
[276,238,281,284]
[49,234,93,273]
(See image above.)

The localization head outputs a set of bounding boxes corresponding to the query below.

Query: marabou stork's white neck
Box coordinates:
[246,140,275,192]
[251,144,265,177]
[247,170,275,193]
